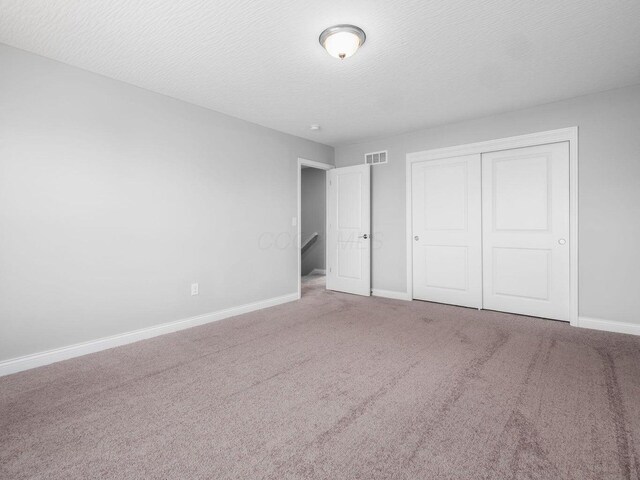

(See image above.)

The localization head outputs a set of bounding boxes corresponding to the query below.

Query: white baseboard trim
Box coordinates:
[309,269,326,276]
[0,292,299,378]
[577,316,640,336]
[372,289,412,301]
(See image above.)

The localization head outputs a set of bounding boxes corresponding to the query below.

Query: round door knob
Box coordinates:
[414,236,419,241]
[558,238,566,245]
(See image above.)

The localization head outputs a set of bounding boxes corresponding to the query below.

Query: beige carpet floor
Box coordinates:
[1,282,640,479]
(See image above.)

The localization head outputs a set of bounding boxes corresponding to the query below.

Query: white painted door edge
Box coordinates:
[406,127,579,326]
[297,157,333,299]
[0,292,299,377]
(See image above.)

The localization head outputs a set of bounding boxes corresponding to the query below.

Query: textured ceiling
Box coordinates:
[1,0,639,146]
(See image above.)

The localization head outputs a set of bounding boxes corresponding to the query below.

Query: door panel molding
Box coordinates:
[406,127,578,325]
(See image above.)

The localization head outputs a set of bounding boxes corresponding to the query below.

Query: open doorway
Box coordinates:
[297,158,332,298]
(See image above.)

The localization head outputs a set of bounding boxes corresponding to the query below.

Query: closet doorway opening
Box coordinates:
[297,158,332,298]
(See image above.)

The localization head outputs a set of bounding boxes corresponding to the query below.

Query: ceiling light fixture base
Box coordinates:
[319,24,366,60]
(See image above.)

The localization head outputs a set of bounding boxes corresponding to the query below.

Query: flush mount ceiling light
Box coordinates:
[319,24,366,60]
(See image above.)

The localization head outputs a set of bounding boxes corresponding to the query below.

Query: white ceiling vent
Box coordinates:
[364,150,388,165]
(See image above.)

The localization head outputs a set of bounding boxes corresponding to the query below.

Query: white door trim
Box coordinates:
[297,158,333,299]
[406,127,579,325]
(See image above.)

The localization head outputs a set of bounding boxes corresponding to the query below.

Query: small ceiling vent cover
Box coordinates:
[364,150,388,165]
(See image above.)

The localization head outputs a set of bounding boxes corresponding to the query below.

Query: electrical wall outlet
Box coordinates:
[292,217,297,227]
[191,283,199,296]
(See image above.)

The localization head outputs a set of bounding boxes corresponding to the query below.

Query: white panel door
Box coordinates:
[411,155,482,308]
[326,165,371,296]
[482,142,570,321]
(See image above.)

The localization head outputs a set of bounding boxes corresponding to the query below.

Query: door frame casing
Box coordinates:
[405,127,579,325]
[297,158,333,299]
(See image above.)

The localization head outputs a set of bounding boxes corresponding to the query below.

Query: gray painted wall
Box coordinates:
[0,44,333,361]
[300,168,326,276]
[335,84,640,327]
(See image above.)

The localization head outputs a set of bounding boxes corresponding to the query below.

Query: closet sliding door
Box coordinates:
[481,142,570,321]
[410,140,571,322]
[411,155,482,308]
